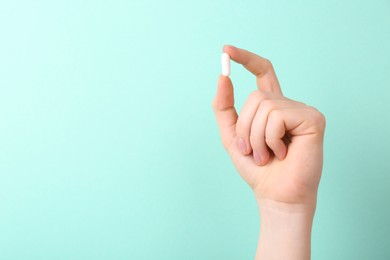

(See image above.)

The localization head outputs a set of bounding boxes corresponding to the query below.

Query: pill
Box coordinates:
[221,52,230,77]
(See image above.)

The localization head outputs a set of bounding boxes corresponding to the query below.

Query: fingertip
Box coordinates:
[260,151,270,165]
[218,74,232,84]
[281,147,288,160]
[253,151,262,165]
[276,145,287,160]
[223,45,237,54]
[222,45,248,66]
[217,74,225,84]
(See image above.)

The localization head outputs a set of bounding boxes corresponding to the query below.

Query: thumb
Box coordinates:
[212,75,238,151]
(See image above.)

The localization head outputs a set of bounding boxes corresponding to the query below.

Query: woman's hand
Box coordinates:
[213,45,326,259]
[212,45,326,208]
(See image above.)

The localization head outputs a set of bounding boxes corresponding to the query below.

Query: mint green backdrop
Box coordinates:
[1,0,389,259]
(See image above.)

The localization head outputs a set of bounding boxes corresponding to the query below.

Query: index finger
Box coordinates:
[223,45,282,94]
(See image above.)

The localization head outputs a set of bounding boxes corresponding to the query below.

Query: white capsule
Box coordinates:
[221,52,230,76]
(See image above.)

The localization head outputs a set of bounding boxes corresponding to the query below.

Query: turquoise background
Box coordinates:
[1,0,389,259]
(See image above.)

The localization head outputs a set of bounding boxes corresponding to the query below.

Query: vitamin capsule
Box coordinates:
[221,52,230,76]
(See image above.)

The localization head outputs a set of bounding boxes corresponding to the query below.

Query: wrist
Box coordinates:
[257,197,317,215]
[255,199,316,260]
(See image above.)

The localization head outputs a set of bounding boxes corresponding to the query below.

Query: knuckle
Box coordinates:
[265,135,276,147]
[264,58,274,70]
[268,109,283,122]
[289,99,306,106]
[249,90,267,101]
[211,98,217,110]
[309,107,326,131]
[315,112,326,129]
[212,97,225,111]
[249,90,259,100]
[221,139,230,150]
[259,99,276,112]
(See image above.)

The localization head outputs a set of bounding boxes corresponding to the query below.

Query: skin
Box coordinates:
[212,45,326,259]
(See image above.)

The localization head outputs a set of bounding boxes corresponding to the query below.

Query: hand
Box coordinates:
[212,46,326,208]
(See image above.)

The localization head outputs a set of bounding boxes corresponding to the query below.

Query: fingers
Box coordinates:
[277,107,326,137]
[234,92,310,165]
[265,109,294,160]
[214,46,325,166]
[223,45,282,95]
[265,107,326,161]
[212,75,238,151]
[250,100,304,165]
[235,91,268,155]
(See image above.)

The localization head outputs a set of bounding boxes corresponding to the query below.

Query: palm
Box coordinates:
[229,135,323,204]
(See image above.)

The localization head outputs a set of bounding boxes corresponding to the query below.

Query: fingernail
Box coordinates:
[238,138,247,154]
[253,151,261,165]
